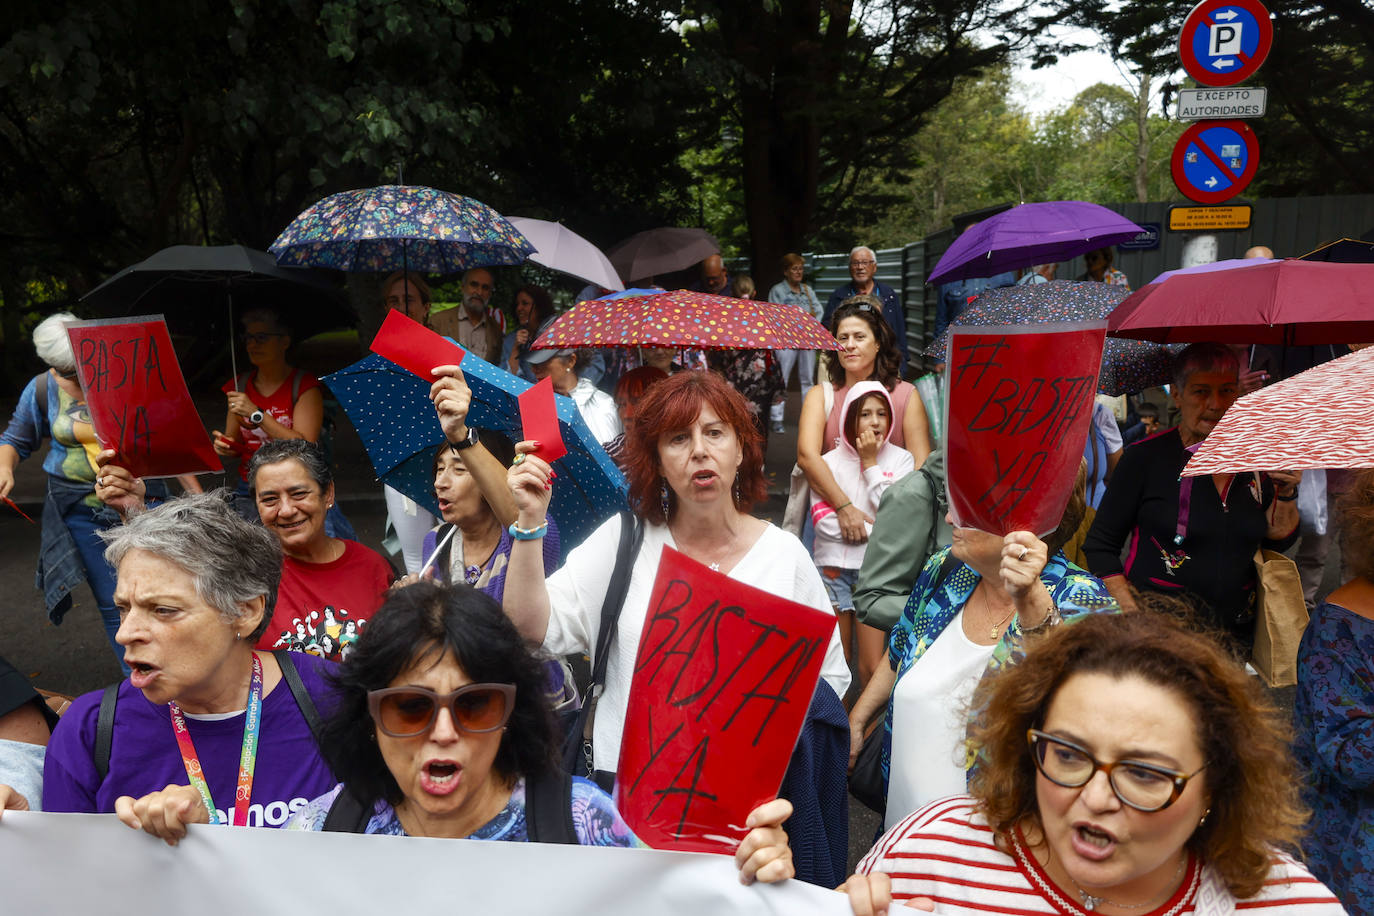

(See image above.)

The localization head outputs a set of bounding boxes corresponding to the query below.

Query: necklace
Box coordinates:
[976,583,1017,641]
[1072,856,1187,911]
[1015,833,1197,916]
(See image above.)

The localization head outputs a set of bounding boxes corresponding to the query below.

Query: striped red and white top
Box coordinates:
[857,796,1346,915]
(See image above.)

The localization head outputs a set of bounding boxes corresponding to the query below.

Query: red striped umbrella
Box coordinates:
[531,289,838,351]
[1183,345,1374,476]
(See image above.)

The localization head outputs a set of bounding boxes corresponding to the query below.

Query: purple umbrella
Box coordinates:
[928,201,1145,285]
[1144,257,1273,285]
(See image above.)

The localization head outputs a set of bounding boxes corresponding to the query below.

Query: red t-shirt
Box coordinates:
[258,540,393,662]
[222,369,322,481]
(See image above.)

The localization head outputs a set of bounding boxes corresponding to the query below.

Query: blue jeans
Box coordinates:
[63,502,127,673]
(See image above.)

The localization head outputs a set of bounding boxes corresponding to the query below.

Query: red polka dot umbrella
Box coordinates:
[530,289,838,351]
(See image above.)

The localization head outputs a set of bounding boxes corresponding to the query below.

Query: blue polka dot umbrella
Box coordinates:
[323,353,627,547]
[269,185,534,273]
[924,280,1180,395]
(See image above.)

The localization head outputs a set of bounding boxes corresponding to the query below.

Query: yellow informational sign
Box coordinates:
[1168,205,1252,231]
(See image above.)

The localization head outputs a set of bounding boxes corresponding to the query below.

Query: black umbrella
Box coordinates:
[81,244,352,384]
[1297,237,1374,263]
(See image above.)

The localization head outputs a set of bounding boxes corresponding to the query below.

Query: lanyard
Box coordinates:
[168,652,264,827]
[1174,443,1202,545]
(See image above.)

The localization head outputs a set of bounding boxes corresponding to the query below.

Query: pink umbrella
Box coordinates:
[1109,259,1374,346]
[1183,345,1374,476]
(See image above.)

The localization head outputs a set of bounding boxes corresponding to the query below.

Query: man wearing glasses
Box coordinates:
[823,246,907,374]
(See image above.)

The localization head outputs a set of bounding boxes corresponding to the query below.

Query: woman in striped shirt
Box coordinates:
[844,612,1345,916]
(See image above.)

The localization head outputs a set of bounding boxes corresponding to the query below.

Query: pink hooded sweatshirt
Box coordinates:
[810,379,915,569]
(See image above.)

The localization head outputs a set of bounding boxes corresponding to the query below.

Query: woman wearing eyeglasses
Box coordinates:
[211,308,327,523]
[282,582,795,882]
[842,611,1344,915]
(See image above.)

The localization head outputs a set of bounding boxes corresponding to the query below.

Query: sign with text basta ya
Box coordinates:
[65,316,221,479]
[945,322,1106,538]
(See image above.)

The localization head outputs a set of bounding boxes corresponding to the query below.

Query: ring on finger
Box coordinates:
[1017,545,1029,560]
[512,453,526,466]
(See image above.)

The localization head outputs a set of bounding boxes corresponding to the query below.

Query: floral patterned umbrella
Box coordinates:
[530,289,838,351]
[924,280,1177,395]
[269,184,533,273]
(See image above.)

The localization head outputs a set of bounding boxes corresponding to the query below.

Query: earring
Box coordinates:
[1198,807,1211,827]
[733,474,741,506]
[660,478,671,520]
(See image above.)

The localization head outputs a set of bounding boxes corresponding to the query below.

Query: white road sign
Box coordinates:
[1175,87,1267,120]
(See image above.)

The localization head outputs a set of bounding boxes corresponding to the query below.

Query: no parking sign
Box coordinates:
[1178,0,1273,86]
[1171,120,1260,204]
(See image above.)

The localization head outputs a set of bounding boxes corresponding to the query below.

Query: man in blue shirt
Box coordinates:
[823,246,908,374]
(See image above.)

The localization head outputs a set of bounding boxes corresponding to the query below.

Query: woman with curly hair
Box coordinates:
[1294,466,1374,914]
[844,611,1343,915]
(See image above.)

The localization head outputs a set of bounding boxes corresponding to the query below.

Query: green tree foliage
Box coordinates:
[1041,0,1374,196]
[852,71,1186,247]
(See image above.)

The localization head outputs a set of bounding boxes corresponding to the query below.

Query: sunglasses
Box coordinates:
[1027,729,1205,812]
[367,683,516,738]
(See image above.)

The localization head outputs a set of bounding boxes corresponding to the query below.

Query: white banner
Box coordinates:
[0,811,850,916]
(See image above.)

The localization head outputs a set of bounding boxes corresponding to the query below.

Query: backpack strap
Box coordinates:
[560,511,642,774]
[272,650,323,744]
[525,768,577,845]
[94,682,119,782]
[321,787,373,833]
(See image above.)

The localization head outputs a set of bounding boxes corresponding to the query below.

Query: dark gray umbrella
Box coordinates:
[605,227,719,284]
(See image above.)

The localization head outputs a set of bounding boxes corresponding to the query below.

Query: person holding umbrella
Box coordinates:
[211,307,352,535]
[1082,343,1301,652]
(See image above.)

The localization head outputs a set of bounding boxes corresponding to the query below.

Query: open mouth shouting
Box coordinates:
[420,760,462,796]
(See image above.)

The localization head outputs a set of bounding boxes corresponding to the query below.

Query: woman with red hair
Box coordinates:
[502,369,851,784]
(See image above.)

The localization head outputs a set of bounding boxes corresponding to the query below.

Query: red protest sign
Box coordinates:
[369,309,467,380]
[616,546,836,854]
[945,322,1106,536]
[517,377,567,463]
[66,317,221,479]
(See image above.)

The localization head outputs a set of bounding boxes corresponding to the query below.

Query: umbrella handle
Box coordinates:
[227,284,239,390]
[417,524,457,579]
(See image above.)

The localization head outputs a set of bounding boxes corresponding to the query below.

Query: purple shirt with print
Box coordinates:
[42,653,337,827]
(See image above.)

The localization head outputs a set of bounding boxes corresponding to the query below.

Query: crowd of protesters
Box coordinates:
[0,243,1364,916]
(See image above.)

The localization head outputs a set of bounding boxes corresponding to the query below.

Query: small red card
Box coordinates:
[517,377,568,463]
[369,309,467,379]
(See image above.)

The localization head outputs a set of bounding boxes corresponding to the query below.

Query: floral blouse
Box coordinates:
[287,776,645,847]
[879,547,1118,791]
[1293,600,1374,913]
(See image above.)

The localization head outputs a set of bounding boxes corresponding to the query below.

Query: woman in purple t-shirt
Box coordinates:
[34,492,336,836]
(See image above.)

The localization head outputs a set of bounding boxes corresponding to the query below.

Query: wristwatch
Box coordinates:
[449,427,479,453]
[248,409,265,425]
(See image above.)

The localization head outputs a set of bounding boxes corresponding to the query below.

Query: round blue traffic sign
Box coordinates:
[1170,120,1260,204]
[1178,0,1273,87]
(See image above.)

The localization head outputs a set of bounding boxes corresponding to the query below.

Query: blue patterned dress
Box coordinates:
[1293,600,1374,914]
[879,547,1118,794]
[287,776,644,847]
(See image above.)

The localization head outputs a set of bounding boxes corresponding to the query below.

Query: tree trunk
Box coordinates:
[1135,73,1151,203]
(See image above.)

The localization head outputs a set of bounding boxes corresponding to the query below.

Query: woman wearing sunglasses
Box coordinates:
[284,582,796,884]
[843,611,1344,915]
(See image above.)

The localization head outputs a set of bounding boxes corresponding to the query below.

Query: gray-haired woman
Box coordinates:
[39,492,338,841]
[0,313,137,665]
